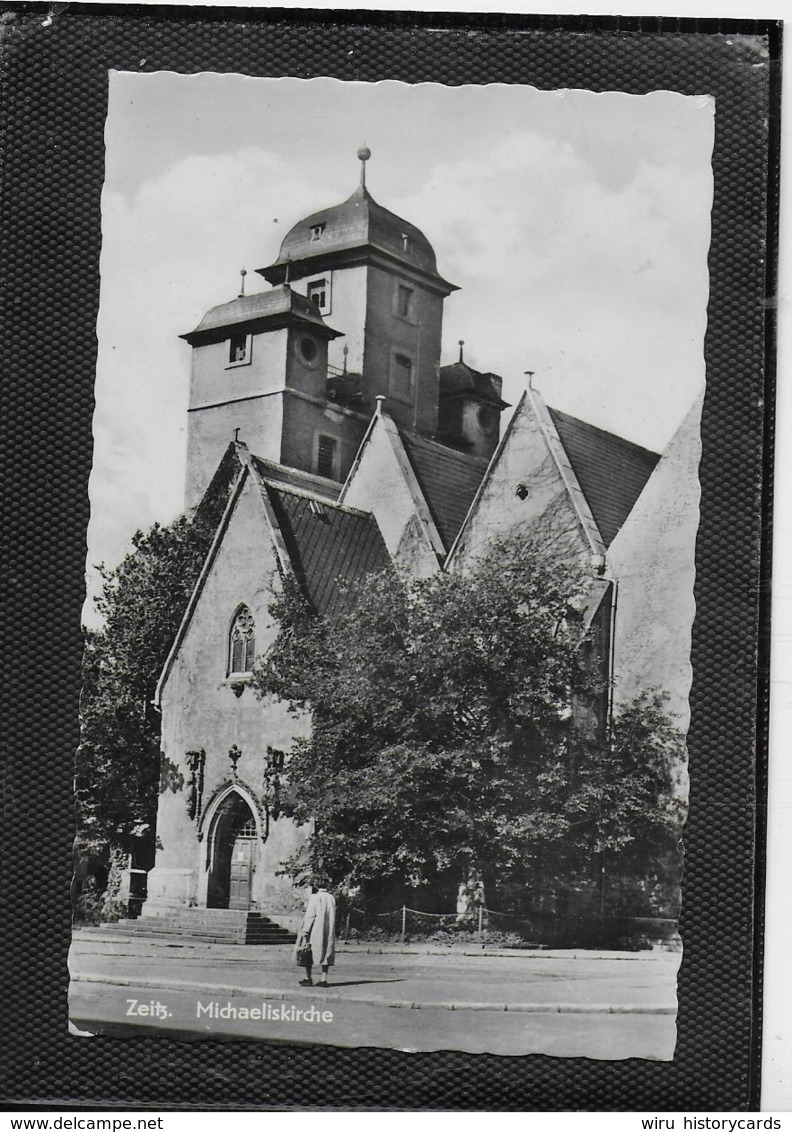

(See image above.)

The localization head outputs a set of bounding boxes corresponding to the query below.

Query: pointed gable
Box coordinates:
[157,443,391,701]
[340,407,444,576]
[156,460,282,705]
[604,393,702,718]
[447,390,600,573]
[548,409,660,548]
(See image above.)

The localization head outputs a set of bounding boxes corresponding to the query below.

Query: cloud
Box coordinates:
[389,127,711,444]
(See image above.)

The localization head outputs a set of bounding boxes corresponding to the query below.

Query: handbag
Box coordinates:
[296,939,312,967]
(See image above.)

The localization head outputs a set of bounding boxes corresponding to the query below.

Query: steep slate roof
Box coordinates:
[262,483,392,618]
[399,432,490,552]
[548,408,660,547]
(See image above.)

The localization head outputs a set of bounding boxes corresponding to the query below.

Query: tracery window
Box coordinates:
[228,605,256,675]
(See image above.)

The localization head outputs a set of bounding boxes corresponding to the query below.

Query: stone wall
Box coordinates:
[185,393,284,509]
[280,390,367,485]
[147,474,309,915]
[290,264,367,377]
[364,267,443,437]
[607,394,702,729]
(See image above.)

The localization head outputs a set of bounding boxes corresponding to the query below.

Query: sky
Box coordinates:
[87,73,714,623]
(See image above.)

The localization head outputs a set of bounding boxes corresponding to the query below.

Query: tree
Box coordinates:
[75,462,234,920]
[255,536,685,916]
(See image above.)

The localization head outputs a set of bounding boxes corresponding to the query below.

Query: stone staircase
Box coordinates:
[100,908,297,946]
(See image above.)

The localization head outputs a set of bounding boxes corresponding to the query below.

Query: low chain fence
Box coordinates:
[341,903,546,948]
[338,903,676,949]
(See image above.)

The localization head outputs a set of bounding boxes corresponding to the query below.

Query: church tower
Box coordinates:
[181,149,506,510]
[256,148,458,439]
[181,283,345,508]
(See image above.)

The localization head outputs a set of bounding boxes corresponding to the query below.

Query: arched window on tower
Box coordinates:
[228,605,256,675]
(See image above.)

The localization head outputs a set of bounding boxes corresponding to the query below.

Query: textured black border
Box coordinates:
[0,7,779,1110]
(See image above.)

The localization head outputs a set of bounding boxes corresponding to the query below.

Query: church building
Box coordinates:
[134,149,697,942]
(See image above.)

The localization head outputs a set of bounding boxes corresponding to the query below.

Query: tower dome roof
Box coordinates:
[257,185,457,294]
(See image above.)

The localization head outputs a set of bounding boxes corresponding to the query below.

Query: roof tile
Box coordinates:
[548,408,660,547]
[263,484,392,617]
[399,433,489,552]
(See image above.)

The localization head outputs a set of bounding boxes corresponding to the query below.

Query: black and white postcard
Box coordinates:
[0,4,776,1111]
[68,74,715,1060]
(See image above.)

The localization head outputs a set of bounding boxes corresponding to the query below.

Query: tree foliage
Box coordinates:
[255,537,686,911]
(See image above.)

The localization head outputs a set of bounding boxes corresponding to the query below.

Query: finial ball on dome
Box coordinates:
[357,145,371,162]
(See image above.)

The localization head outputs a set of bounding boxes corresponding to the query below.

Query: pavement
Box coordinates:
[68,927,681,1059]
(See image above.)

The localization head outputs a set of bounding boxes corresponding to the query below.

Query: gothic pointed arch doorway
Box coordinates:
[206,791,260,910]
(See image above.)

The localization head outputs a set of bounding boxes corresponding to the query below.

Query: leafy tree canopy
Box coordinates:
[255,536,685,907]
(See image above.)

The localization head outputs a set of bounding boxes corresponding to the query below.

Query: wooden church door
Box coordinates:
[208,796,258,910]
[228,817,257,910]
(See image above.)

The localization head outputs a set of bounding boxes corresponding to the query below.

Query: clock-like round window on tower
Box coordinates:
[299,336,319,365]
[477,405,498,436]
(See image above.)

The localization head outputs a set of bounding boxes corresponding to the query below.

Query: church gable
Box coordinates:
[157,466,287,708]
[340,408,444,577]
[160,436,396,711]
[447,390,600,573]
[150,462,312,917]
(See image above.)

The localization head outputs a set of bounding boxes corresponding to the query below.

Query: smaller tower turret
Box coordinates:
[437,352,510,461]
[180,286,344,507]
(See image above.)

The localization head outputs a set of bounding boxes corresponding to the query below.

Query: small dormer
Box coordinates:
[437,345,510,460]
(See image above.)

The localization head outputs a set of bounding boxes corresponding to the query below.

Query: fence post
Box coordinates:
[401,904,406,943]
[478,904,483,946]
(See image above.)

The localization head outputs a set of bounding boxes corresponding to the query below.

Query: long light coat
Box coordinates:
[297,889,336,967]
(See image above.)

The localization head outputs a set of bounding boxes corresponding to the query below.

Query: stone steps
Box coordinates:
[101,909,297,946]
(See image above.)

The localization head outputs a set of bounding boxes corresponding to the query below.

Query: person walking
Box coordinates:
[296,882,336,988]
